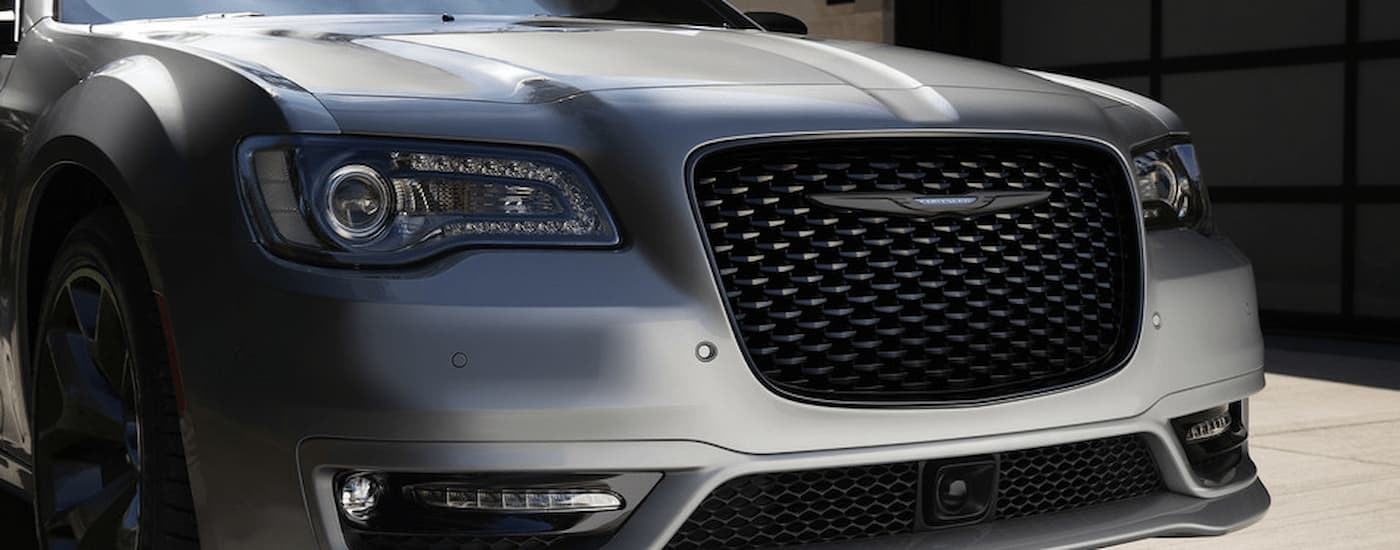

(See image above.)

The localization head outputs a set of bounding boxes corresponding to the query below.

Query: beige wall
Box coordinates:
[726,0,894,43]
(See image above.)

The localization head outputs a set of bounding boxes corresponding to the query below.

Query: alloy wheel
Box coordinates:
[34,267,143,550]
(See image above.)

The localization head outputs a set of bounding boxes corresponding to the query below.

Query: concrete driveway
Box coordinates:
[2,337,1398,549]
[1124,337,1400,550]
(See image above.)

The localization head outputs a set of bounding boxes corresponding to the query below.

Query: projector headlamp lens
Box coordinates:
[1133,141,1211,233]
[325,165,393,243]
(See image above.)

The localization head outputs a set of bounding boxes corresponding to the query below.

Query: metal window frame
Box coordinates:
[13,0,57,42]
[4,0,16,45]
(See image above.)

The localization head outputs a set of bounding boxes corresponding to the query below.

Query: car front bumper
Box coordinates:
[297,368,1266,549]
[152,215,1267,549]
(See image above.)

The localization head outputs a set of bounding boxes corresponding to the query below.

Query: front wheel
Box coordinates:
[31,208,199,550]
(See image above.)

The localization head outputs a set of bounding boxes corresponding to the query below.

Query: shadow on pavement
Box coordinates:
[1266,335,1400,391]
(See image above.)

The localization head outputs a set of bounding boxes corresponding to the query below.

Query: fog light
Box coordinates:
[1172,403,1249,486]
[412,487,623,514]
[1185,411,1233,443]
[338,473,383,522]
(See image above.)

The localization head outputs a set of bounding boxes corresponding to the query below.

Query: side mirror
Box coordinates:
[745,12,808,36]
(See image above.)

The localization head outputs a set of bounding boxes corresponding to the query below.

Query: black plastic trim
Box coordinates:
[684,132,1147,409]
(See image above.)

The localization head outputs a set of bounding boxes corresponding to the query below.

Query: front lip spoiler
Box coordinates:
[803,478,1270,550]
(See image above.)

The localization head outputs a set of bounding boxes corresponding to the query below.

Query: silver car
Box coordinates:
[0,1,1267,549]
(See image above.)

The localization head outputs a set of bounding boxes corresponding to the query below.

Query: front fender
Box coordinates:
[0,28,327,544]
[17,49,293,240]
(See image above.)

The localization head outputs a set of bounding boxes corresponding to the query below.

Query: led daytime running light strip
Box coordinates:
[1184,413,1232,443]
[413,487,625,514]
[392,152,613,238]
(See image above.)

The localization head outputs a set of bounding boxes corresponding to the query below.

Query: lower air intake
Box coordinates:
[344,532,592,550]
[664,434,1162,549]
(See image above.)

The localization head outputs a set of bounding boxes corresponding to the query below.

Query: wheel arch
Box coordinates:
[13,138,159,462]
[5,39,302,464]
[22,154,137,348]
[12,52,205,411]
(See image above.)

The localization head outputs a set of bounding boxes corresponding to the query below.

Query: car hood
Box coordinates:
[101,14,1086,105]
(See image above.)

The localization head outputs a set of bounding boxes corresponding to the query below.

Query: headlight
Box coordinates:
[238,136,620,266]
[1133,140,1211,233]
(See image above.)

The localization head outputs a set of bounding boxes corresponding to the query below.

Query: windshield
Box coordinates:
[62,0,756,27]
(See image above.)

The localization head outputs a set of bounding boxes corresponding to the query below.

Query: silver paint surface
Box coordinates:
[0,10,1265,549]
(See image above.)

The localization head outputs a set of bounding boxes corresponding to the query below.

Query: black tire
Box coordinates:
[30,208,200,550]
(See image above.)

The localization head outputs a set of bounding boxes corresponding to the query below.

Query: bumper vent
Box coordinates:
[664,434,1163,549]
[344,532,585,550]
[666,462,919,550]
[691,138,1141,404]
[995,434,1164,520]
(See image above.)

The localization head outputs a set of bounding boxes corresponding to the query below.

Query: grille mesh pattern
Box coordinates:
[996,434,1163,520]
[345,533,572,550]
[665,435,1162,549]
[692,139,1140,403]
[664,462,919,550]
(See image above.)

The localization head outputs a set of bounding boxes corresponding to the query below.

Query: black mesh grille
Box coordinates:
[996,434,1164,520]
[692,138,1141,404]
[344,532,590,550]
[665,462,920,550]
[665,435,1162,549]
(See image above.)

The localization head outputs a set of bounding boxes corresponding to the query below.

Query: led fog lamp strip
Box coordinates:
[413,487,624,514]
[1185,413,1233,443]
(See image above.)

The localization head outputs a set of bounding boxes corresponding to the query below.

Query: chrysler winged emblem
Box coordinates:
[808,191,1053,217]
